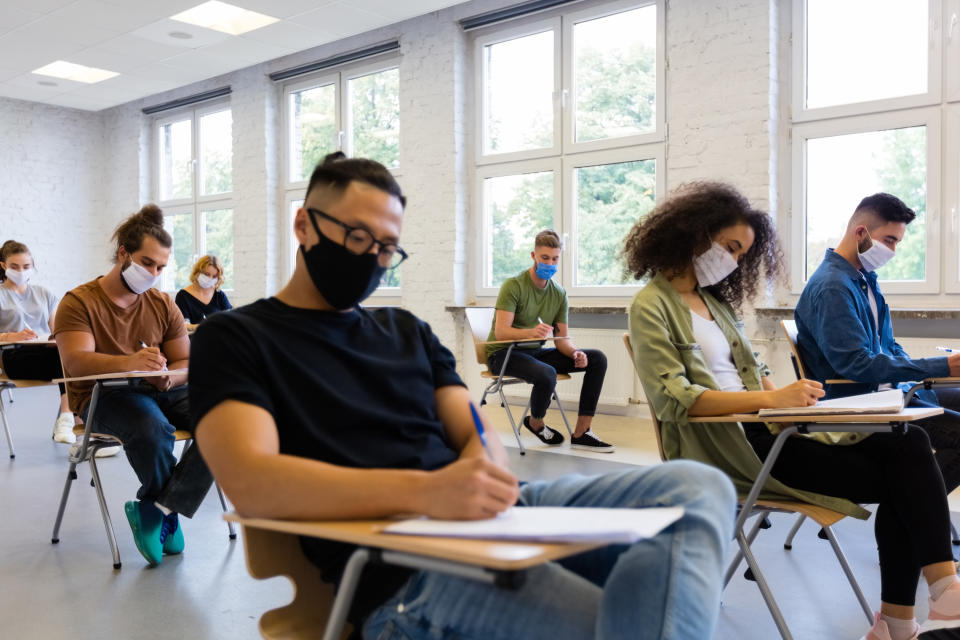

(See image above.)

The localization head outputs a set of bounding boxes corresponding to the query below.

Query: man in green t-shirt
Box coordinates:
[487,230,613,452]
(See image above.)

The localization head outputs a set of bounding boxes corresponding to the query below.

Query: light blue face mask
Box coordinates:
[535,262,557,280]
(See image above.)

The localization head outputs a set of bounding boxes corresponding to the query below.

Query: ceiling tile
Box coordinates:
[0,5,43,37]
[69,45,154,73]
[127,61,213,86]
[0,30,87,71]
[351,0,466,22]
[44,92,114,111]
[0,67,21,82]
[5,71,86,92]
[96,33,193,63]
[50,0,166,33]
[97,0,199,16]
[201,34,298,65]
[230,0,338,19]
[132,18,231,50]
[0,82,66,102]
[12,15,125,47]
[8,0,76,14]
[160,49,242,79]
[239,20,335,50]
[288,3,386,39]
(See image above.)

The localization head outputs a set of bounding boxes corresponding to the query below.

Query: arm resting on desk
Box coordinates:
[688,377,824,416]
[56,330,145,377]
[196,399,518,522]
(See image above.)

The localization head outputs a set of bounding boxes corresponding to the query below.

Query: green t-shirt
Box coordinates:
[486,269,569,358]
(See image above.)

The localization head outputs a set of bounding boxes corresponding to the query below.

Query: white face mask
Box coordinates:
[693,241,739,287]
[121,259,159,294]
[4,268,32,287]
[857,238,895,272]
[196,273,218,289]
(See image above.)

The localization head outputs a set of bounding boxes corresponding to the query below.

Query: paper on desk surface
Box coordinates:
[383,506,685,544]
[757,388,904,418]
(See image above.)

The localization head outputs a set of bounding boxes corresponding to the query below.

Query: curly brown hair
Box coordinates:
[622,181,783,309]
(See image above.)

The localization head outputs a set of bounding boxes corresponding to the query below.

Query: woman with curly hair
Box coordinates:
[626,182,960,639]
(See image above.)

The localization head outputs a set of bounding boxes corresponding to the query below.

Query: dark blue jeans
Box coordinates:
[81,382,213,517]
[487,347,607,419]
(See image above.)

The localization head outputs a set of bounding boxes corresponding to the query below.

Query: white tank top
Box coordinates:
[690,311,747,392]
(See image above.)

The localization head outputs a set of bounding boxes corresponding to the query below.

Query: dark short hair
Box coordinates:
[304,151,406,208]
[854,193,916,225]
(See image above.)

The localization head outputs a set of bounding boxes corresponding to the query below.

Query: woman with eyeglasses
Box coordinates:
[175,255,232,331]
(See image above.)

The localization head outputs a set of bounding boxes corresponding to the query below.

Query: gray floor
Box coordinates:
[0,385,946,639]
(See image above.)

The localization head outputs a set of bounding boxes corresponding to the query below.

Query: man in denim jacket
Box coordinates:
[796,192,960,492]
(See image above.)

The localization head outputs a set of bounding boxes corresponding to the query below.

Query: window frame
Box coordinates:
[562,144,664,295]
[789,107,942,295]
[472,0,665,300]
[945,104,960,293]
[281,57,402,298]
[791,0,943,123]
[153,98,234,293]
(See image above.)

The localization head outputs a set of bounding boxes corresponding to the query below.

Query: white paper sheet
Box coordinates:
[383,506,685,544]
[757,388,904,418]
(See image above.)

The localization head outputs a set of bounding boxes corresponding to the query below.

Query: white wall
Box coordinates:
[0,97,108,301]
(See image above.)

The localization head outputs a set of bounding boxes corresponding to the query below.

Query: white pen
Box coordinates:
[937,346,957,353]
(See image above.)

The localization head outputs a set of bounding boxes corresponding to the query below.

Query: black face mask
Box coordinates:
[301,219,385,310]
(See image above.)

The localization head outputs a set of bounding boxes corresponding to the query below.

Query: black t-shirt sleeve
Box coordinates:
[419,318,465,389]
[217,290,233,311]
[189,313,275,430]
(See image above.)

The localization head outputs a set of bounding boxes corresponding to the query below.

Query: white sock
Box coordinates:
[154,502,172,516]
[879,614,918,640]
[930,575,960,601]
[57,411,72,419]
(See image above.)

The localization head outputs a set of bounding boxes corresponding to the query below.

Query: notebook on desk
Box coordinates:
[757,388,905,418]
[383,506,684,544]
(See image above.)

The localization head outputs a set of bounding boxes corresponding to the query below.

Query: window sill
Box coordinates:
[447,305,627,315]
[755,306,960,321]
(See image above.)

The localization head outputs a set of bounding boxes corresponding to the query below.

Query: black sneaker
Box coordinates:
[523,416,564,445]
[570,431,615,453]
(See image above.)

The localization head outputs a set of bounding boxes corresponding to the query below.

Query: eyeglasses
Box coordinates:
[306,208,408,270]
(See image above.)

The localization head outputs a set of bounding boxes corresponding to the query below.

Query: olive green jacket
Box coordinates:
[628,274,869,519]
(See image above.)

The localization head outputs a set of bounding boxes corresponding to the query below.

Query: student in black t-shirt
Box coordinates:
[191,153,736,640]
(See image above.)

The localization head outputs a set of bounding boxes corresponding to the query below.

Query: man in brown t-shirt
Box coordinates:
[54,204,212,567]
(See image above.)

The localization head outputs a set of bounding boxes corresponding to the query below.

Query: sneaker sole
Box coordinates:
[52,433,76,444]
[124,502,161,566]
[570,444,616,453]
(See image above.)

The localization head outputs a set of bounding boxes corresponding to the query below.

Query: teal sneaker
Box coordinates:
[161,512,184,555]
[124,500,163,566]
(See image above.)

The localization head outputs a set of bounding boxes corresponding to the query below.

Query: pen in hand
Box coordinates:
[469,402,492,461]
[139,339,168,371]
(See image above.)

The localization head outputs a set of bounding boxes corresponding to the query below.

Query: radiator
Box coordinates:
[463,329,645,408]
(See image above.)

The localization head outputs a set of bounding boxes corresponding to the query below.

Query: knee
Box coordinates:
[531,366,557,389]
[654,461,736,528]
[125,423,175,453]
[582,349,606,371]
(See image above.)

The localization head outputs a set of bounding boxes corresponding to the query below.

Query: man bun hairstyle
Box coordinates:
[534,229,562,250]
[0,239,30,283]
[111,203,172,263]
[853,192,916,226]
[304,151,406,209]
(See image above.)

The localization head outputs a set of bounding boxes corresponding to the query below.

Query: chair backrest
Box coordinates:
[779,319,808,380]
[241,525,349,639]
[464,307,496,367]
[622,333,666,462]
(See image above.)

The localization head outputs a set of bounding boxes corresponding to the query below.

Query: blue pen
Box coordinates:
[937,346,958,353]
[469,402,492,460]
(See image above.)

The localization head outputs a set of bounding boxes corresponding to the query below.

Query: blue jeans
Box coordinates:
[363,461,736,640]
[81,382,213,517]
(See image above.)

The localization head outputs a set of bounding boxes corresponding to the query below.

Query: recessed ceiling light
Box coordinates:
[170,1,278,36]
[168,30,194,39]
[37,80,58,87]
[31,60,119,84]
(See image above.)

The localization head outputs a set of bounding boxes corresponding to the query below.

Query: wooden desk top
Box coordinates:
[480,336,573,346]
[689,407,942,423]
[53,368,188,384]
[0,339,55,346]
[225,514,603,571]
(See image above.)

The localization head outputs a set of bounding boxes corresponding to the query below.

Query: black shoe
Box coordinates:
[523,416,564,445]
[570,431,615,453]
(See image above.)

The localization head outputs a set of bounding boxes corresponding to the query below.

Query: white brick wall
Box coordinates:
[0,97,107,301]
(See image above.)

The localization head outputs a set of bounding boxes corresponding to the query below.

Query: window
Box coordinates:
[475,0,664,297]
[155,102,234,292]
[283,60,401,294]
[791,1,946,296]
